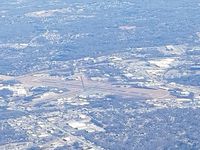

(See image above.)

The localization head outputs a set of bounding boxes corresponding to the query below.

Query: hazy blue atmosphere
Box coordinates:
[0,0,200,149]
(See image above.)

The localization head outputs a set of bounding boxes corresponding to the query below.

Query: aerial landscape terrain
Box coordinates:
[0,0,200,149]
